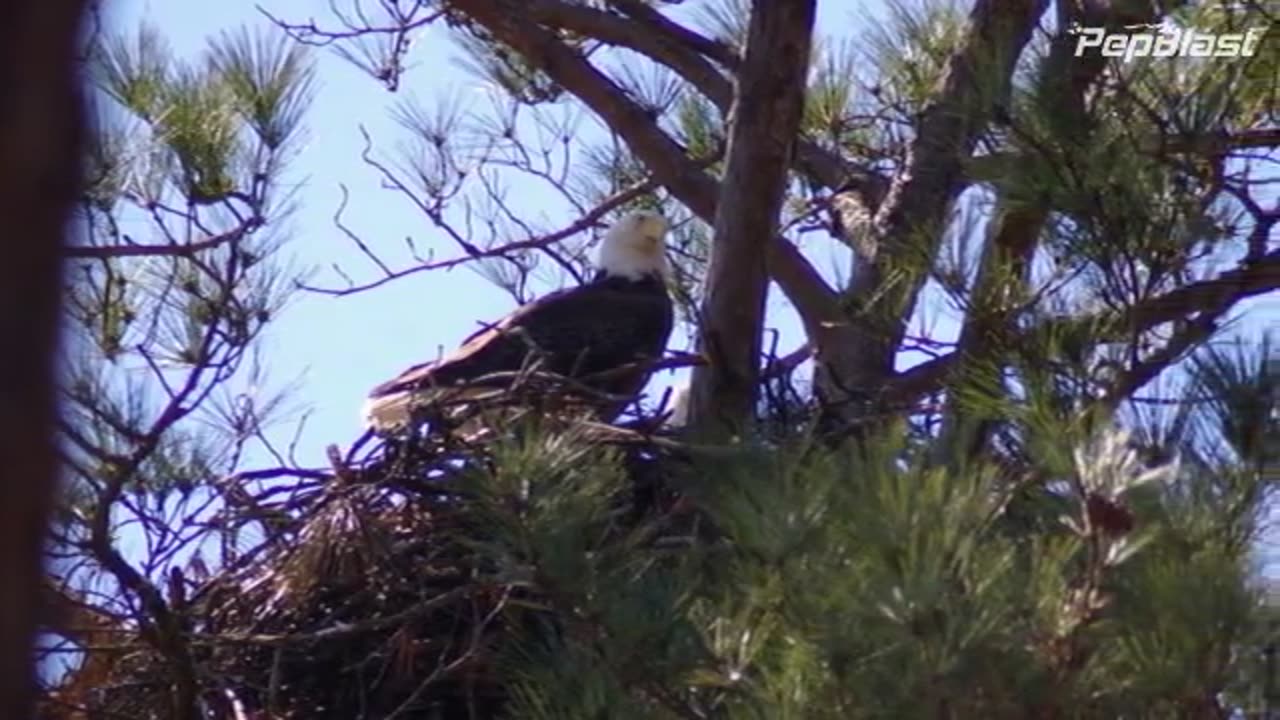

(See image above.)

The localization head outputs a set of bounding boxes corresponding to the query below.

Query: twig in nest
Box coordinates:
[327,444,357,485]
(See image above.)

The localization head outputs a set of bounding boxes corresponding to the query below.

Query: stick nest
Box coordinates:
[49,386,684,720]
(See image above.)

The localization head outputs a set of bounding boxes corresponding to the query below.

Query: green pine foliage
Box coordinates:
[48,17,315,683]
[42,1,1280,718]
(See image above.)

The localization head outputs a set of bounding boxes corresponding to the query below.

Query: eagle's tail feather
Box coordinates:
[362,391,417,432]
[363,386,504,433]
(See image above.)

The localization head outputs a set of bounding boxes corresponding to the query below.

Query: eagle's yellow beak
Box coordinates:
[633,213,668,239]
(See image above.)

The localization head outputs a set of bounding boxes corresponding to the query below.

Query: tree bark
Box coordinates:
[0,0,88,714]
[934,0,1148,460]
[687,0,816,438]
[816,0,1046,434]
[449,0,1280,440]
[450,0,854,363]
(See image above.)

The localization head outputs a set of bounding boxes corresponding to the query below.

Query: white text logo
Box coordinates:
[1069,23,1265,62]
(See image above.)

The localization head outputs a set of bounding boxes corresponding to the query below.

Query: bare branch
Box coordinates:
[450,0,852,362]
[299,176,659,296]
[762,342,813,381]
[67,223,256,259]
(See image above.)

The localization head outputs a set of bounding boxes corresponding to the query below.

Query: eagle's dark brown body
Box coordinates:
[365,272,673,429]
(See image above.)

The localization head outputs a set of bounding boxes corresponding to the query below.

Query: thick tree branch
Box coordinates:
[0,1,90,715]
[688,0,816,437]
[894,249,1280,401]
[608,0,739,69]
[1120,250,1280,330]
[822,0,1047,420]
[526,0,734,106]
[449,0,851,349]
[523,0,887,206]
[1098,314,1222,411]
[937,0,1154,457]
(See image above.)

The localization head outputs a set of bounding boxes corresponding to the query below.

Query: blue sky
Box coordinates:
[43,0,1270,685]
[102,0,876,469]
[100,0,1275,475]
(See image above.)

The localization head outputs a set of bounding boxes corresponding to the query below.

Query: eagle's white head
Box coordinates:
[597,211,670,281]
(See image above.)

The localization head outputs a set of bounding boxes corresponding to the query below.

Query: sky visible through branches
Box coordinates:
[100,0,1277,574]
[100,0,867,466]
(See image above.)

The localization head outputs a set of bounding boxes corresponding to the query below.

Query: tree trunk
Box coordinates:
[0,0,88,714]
[815,0,1046,438]
[687,0,816,439]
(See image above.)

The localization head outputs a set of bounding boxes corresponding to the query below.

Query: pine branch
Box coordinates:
[894,249,1280,401]
[450,0,853,358]
[829,0,1047,415]
[937,0,1157,456]
[966,128,1280,185]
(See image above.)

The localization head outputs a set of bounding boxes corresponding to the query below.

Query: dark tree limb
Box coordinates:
[1098,313,1223,412]
[1118,249,1280,331]
[607,0,739,70]
[523,0,888,208]
[0,0,90,715]
[936,0,1156,458]
[449,0,852,356]
[687,0,817,437]
[67,224,256,259]
[893,249,1280,402]
[818,0,1047,428]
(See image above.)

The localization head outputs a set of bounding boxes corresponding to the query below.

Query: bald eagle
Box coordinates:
[363,211,675,433]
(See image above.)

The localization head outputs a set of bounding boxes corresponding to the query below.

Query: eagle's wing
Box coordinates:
[364,279,672,430]
[366,285,582,400]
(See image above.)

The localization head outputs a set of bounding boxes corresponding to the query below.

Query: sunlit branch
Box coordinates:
[67,222,259,259]
[299,175,661,296]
